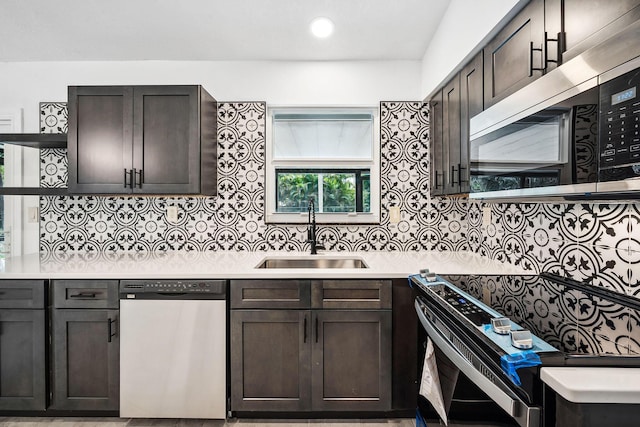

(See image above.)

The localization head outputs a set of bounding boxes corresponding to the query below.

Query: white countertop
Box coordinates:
[541,367,640,404]
[0,251,529,279]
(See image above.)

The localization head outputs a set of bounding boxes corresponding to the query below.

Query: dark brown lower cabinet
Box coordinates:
[0,309,46,411]
[230,282,392,414]
[230,310,311,411]
[50,280,119,411]
[312,310,391,411]
[0,280,46,411]
[50,309,119,410]
[231,309,391,412]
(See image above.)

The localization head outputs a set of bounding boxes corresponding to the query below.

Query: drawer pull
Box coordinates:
[69,292,97,299]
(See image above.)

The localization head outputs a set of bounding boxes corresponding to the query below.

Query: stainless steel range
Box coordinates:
[411,272,640,427]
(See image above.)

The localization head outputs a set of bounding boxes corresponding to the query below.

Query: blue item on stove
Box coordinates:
[500,351,542,386]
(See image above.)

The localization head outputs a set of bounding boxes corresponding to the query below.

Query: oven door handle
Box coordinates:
[415,300,540,427]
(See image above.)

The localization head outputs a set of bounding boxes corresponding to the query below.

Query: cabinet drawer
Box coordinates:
[0,280,45,309]
[231,280,311,309]
[312,280,392,309]
[52,280,119,309]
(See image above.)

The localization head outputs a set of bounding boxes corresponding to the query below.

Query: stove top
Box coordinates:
[412,275,558,355]
[413,272,640,359]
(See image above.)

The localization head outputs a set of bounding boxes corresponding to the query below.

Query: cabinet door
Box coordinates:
[430,90,445,196]
[50,309,119,411]
[312,310,392,411]
[230,310,311,411]
[443,75,461,195]
[132,86,201,194]
[460,53,483,194]
[0,309,46,411]
[484,0,545,108]
[68,86,134,194]
[547,0,640,64]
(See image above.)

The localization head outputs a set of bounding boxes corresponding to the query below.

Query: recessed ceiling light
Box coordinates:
[310,17,334,38]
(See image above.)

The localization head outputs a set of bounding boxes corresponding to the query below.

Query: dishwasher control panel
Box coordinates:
[120,280,226,299]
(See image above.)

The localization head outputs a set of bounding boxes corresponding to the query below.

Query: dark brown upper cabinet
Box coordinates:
[430,52,483,196]
[459,52,484,194]
[429,90,444,196]
[545,0,640,65]
[68,85,217,195]
[443,75,461,195]
[484,0,545,108]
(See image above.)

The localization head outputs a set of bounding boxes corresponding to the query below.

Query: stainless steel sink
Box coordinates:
[256,257,368,269]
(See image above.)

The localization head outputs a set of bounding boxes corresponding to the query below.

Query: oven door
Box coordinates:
[416,297,541,427]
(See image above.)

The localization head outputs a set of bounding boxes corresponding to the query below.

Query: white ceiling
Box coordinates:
[0,0,452,62]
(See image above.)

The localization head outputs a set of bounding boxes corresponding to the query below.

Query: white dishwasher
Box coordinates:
[119,279,226,419]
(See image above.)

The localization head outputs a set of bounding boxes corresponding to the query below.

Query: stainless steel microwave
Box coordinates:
[469,22,640,199]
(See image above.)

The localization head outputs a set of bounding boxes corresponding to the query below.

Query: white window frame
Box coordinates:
[265,106,381,224]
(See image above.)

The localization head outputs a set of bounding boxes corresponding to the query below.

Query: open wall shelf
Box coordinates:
[0,133,67,149]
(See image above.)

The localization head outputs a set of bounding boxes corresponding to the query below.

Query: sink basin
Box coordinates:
[256,257,368,269]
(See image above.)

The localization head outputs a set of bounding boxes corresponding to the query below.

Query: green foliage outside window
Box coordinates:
[322,173,355,212]
[276,171,369,213]
[276,173,318,212]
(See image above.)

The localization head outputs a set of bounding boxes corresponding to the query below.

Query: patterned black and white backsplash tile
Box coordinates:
[454,274,640,356]
[37,101,640,297]
[468,201,638,297]
[40,148,68,188]
[39,102,68,134]
[41,101,467,253]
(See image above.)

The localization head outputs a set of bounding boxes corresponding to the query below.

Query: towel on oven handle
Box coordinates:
[500,351,541,386]
[420,337,449,425]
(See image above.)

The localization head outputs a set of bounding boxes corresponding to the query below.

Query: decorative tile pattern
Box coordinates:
[40,148,68,188]
[453,274,639,356]
[467,201,639,295]
[40,101,446,252]
[39,102,68,133]
[35,100,640,301]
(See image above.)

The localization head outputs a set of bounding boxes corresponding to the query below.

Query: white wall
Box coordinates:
[0,60,422,131]
[420,0,522,99]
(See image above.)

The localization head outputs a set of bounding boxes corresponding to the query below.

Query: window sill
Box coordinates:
[265,211,380,225]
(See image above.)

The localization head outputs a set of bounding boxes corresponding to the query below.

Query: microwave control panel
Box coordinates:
[599,67,640,180]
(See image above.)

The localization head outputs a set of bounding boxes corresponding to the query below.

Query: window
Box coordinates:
[0,110,41,257]
[266,107,380,224]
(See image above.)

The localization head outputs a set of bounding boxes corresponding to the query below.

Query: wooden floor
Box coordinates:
[0,418,507,427]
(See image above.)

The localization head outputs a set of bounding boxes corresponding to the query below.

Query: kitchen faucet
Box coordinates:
[307,197,324,255]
